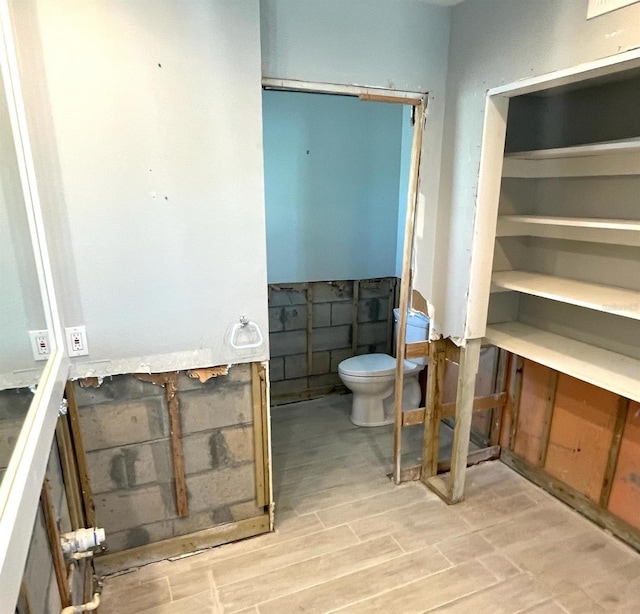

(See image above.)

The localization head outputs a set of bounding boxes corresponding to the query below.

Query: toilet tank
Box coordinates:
[393,308,430,366]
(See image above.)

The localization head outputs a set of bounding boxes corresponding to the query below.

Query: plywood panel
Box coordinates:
[544,375,619,501]
[607,401,640,529]
[513,360,551,465]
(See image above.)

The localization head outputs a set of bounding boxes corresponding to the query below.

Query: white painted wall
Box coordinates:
[11,0,269,375]
[432,0,640,340]
[261,0,452,313]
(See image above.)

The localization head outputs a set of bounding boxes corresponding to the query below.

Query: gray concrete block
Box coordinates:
[74,375,163,407]
[183,425,254,474]
[330,348,354,373]
[95,483,175,533]
[0,386,32,420]
[171,507,234,538]
[357,343,388,355]
[270,378,308,399]
[310,351,330,375]
[312,325,351,351]
[86,440,173,494]
[104,518,174,553]
[331,302,353,326]
[270,329,307,357]
[268,286,307,307]
[180,382,252,434]
[268,306,284,333]
[358,321,390,347]
[358,297,389,323]
[360,278,395,299]
[270,357,284,382]
[282,306,307,331]
[312,303,331,328]
[312,281,353,302]
[308,373,343,389]
[284,354,307,380]
[187,464,255,513]
[80,397,168,451]
[178,363,251,392]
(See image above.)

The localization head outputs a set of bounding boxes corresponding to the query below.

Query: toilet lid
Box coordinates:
[338,353,419,377]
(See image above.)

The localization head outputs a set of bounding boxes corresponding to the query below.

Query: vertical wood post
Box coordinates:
[41,479,70,608]
[421,339,446,478]
[538,371,559,467]
[600,397,630,507]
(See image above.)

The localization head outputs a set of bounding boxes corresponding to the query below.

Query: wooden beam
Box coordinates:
[55,417,83,530]
[402,392,508,427]
[41,479,70,608]
[420,339,446,479]
[405,341,430,360]
[65,382,96,527]
[489,350,510,446]
[538,370,559,467]
[507,356,525,450]
[501,450,640,552]
[251,363,269,508]
[445,341,461,364]
[600,397,631,508]
[358,93,422,105]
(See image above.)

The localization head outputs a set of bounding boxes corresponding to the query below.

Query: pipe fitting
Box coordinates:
[60,527,105,556]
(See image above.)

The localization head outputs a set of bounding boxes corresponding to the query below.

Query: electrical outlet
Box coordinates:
[65,325,89,357]
[28,329,51,361]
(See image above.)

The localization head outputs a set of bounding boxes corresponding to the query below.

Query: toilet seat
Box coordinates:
[338,353,420,378]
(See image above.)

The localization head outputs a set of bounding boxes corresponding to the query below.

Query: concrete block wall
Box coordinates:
[74,364,262,554]
[0,387,33,481]
[269,278,398,403]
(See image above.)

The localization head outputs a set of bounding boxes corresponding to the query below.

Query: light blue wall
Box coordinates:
[263,90,406,283]
[396,105,413,278]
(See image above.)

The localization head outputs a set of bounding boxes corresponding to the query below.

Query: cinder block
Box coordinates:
[331,302,353,326]
[86,440,172,494]
[282,306,307,331]
[95,483,175,533]
[0,417,25,468]
[171,508,234,538]
[80,398,167,451]
[187,464,255,513]
[270,357,284,381]
[268,307,284,333]
[358,321,390,347]
[270,378,309,399]
[268,286,307,307]
[312,281,353,303]
[310,351,330,375]
[360,278,394,299]
[229,500,263,522]
[312,325,351,352]
[180,383,252,434]
[178,363,251,392]
[312,303,331,328]
[0,387,32,420]
[308,373,343,389]
[270,330,307,357]
[330,349,354,373]
[183,425,254,474]
[105,519,173,553]
[358,297,389,323]
[284,354,307,380]
[74,374,162,407]
[357,343,388,355]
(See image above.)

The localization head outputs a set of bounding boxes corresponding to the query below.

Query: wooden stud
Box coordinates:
[420,339,446,478]
[445,342,461,364]
[438,445,501,474]
[402,392,508,427]
[41,479,70,608]
[65,381,96,527]
[352,280,360,356]
[251,362,269,508]
[538,370,559,467]
[393,100,426,484]
[448,337,482,503]
[489,350,511,446]
[306,283,313,376]
[502,449,640,552]
[507,356,525,450]
[385,280,395,356]
[600,397,631,508]
[405,341,431,360]
[359,93,422,106]
[55,416,83,530]
[135,373,188,517]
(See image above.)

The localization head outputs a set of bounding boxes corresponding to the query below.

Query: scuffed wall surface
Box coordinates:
[75,365,261,554]
[434,0,640,339]
[269,278,397,403]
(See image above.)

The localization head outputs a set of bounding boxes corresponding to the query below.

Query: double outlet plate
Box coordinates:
[28,325,89,361]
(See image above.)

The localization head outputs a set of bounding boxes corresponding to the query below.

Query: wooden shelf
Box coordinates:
[502,138,640,178]
[484,322,640,403]
[496,215,640,247]
[491,270,640,320]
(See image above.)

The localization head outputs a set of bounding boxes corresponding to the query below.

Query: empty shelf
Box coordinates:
[496,215,640,247]
[506,137,640,160]
[491,270,640,320]
[484,322,640,403]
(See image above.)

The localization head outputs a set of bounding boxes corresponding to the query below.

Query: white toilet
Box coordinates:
[338,309,430,427]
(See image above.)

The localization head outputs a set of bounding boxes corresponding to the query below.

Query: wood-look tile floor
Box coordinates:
[99,394,640,614]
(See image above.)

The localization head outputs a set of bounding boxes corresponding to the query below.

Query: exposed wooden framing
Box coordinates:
[385,282,395,355]
[55,417,83,530]
[351,281,360,356]
[507,356,525,449]
[600,397,631,508]
[393,99,426,485]
[420,339,446,477]
[445,342,461,364]
[95,514,270,576]
[489,350,510,446]
[537,371,559,467]
[65,382,95,527]
[40,479,70,608]
[359,93,422,106]
[502,449,640,552]
[251,363,270,508]
[403,392,507,427]
[405,341,430,360]
[134,372,188,517]
[306,283,313,376]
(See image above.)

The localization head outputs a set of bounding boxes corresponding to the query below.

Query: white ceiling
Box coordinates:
[419,0,467,6]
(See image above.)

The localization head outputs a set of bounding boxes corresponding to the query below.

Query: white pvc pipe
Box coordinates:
[61,593,100,614]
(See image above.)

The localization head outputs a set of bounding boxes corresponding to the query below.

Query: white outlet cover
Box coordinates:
[28,329,51,361]
[587,0,640,18]
[65,325,89,357]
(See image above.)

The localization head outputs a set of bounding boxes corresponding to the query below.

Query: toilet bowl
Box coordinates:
[338,309,430,427]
